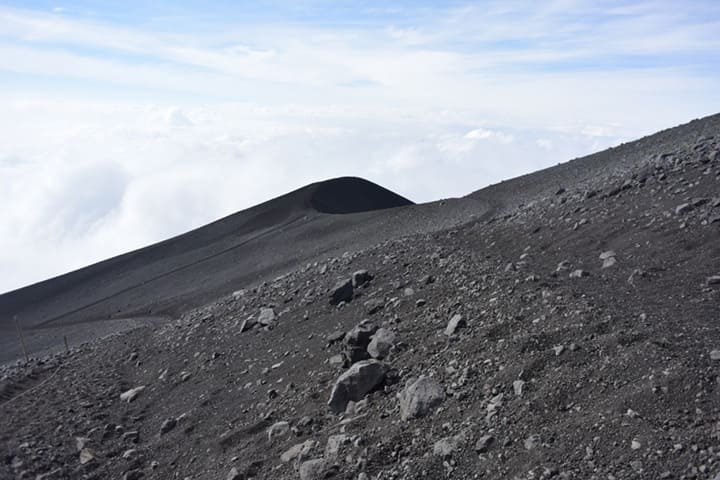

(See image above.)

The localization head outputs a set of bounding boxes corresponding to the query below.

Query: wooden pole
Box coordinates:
[14,315,29,363]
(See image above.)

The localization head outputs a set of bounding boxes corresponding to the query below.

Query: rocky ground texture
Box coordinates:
[2,115,720,480]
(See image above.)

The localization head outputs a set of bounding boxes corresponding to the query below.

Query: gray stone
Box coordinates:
[328,360,387,414]
[444,314,466,336]
[227,467,241,480]
[159,418,176,435]
[707,275,720,286]
[675,203,692,215]
[79,448,95,465]
[330,279,353,305]
[399,376,445,420]
[280,440,315,463]
[120,386,145,403]
[257,308,276,327]
[512,380,525,397]
[475,435,494,453]
[433,437,457,457]
[344,321,378,364]
[599,250,616,260]
[324,434,348,459]
[710,350,720,361]
[524,435,540,450]
[299,458,328,480]
[367,328,397,359]
[364,298,385,315]
[267,421,290,442]
[433,429,469,458]
[569,269,589,279]
[239,317,257,333]
[352,270,373,288]
[600,251,617,268]
[123,470,143,480]
[556,260,571,272]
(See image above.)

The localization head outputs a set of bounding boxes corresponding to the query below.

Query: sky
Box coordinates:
[1,0,719,293]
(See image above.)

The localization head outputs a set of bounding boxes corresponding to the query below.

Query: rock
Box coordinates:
[123,470,143,480]
[524,435,540,450]
[433,430,469,458]
[239,317,257,333]
[433,437,457,457]
[352,270,373,288]
[344,321,378,364]
[556,260,571,272]
[399,376,445,420]
[326,331,345,345]
[599,251,616,260]
[257,308,276,327]
[227,467,241,480]
[122,431,139,443]
[420,274,435,285]
[299,459,328,480]
[364,298,385,315]
[120,386,145,403]
[403,287,415,296]
[675,203,692,215]
[75,437,90,451]
[267,421,290,442]
[707,276,720,286]
[79,448,95,465]
[367,328,397,359]
[324,434,348,459]
[444,314,466,336]
[122,449,137,459]
[631,439,642,450]
[328,360,387,414]
[475,435,494,453]
[600,251,617,268]
[512,380,525,397]
[553,345,565,356]
[329,354,344,367]
[569,269,589,279]
[159,418,176,435]
[710,350,720,361]
[330,279,353,305]
[280,440,315,463]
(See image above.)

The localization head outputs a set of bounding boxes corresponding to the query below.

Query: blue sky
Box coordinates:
[1,0,719,292]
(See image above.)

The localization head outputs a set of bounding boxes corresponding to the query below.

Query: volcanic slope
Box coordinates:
[1,113,720,480]
[0,177,490,364]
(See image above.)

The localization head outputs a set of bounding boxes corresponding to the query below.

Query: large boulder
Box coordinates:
[367,328,397,359]
[344,321,378,364]
[257,308,276,327]
[444,314,466,336]
[330,279,353,305]
[399,376,445,420]
[299,459,328,480]
[328,360,387,414]
[352,270,373,287]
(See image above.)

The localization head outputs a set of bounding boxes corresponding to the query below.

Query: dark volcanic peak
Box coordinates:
[0,176,423,364]
[306,176,414,214]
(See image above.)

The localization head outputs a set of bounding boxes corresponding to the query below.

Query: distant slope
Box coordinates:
[468,113,720,210]
[0,177,417,362]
